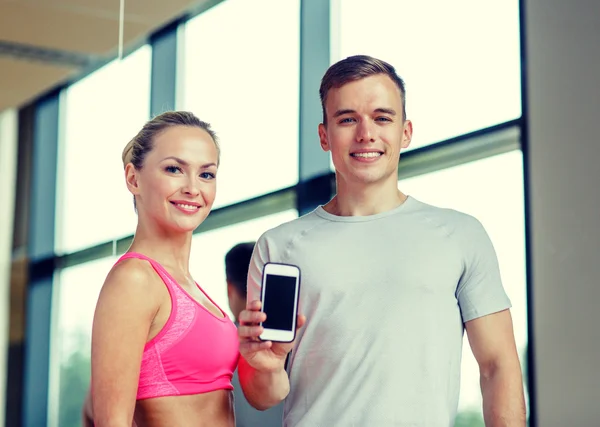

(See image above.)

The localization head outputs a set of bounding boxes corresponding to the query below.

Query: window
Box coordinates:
[50,257,116,427]
[56,46,151,254]
[182,0,300,208]
[331,0,521,150]
[190,210,298,319]
[399,150,528,423]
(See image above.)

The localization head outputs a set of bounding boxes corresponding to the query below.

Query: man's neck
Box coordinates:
[324,178,408,217]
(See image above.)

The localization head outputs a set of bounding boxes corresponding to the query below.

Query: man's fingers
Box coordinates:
[238,308,266,325]
[247,299,262,311]
[238,324,264,340]
[297,314,306,328]
[240,339,272,354]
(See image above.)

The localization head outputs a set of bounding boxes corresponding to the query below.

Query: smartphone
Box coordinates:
[259,262,301,343]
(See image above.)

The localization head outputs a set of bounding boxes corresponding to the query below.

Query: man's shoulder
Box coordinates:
[409,197,480,226]
[405,197,487,242]
[259,209,324,242]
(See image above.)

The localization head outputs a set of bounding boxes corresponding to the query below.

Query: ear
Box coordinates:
[125,163,141,196]
[318,123,330,152]
[226,282,235,299]
[401,119,413,149]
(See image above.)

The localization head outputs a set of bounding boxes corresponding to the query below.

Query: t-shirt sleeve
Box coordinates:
[456,215,512,323]
[246,233,270,304]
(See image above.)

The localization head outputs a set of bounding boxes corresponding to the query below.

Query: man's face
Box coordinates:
[319,74,412,187]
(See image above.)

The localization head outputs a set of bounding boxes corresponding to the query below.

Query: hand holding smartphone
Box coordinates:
[259,262,301,343]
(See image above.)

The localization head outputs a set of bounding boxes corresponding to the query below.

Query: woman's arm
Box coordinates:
[91,259,161,427]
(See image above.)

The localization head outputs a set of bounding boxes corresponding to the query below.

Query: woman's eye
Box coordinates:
[200,172,216,179]
[165,165,182,174]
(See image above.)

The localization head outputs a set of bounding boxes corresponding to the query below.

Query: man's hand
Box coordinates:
[238,300,306,373]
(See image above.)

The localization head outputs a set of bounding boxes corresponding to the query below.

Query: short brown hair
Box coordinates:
[225,242,256,298]
[122,111,219,209]
[319,55,407,124]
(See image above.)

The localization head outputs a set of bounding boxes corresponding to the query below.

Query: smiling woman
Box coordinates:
[90,111,240,427]
[123,118,219,236]
[121,112,220,212]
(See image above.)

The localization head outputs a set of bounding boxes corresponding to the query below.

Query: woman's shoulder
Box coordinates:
[100,256,164,301]
[109,255,155,281]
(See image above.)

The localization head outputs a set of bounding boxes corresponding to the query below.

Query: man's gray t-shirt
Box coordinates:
[247,197,511,427]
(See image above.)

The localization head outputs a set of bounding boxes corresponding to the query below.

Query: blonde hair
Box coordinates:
[122,110,220,169]
[123,111,220,209]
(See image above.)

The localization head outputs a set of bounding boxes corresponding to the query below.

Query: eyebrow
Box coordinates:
[333,107,397,118]
[161,156,217,168]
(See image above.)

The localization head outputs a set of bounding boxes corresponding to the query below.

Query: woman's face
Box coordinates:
[127,125,219,234]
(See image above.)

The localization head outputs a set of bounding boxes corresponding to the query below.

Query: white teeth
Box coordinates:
[352,152,382,158]
[176,203,199,210]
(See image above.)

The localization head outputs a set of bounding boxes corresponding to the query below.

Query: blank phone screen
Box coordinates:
[262,274,296,331]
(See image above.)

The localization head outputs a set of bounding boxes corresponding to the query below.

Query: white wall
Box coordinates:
[525,1,600,425]
[0,108,18,427]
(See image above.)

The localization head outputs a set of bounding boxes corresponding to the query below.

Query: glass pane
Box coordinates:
[332,0,521,150]
[51,257,116,427]
[399,151,529,422]
[190,210,298,319]
[56,46,151,254]
[182,0,300,208]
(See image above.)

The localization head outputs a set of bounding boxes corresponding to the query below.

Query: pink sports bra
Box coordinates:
[115,252,240,400]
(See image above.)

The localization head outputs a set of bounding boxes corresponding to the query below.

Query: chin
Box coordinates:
[349,172,386,184]
[170,225,200,236]
[162,217,204,234]
[182,218,207,231]
[355,167,397,183]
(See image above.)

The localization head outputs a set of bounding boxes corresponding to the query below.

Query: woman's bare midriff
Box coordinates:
[134,389,235,427]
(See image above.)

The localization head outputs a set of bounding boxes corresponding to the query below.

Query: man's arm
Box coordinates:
[238,353,290,410]
[237,300,305,410]
[465,309,526,426]
[237,235,295,409]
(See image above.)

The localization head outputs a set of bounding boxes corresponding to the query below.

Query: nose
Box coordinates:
[356,120,375,143]
[183,177,200,197]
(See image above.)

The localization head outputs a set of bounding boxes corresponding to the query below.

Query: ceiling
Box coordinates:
[0,0,218,112]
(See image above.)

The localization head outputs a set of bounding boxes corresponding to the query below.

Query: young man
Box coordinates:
[225,242,284,427]
[238,55,526,426]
